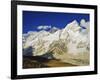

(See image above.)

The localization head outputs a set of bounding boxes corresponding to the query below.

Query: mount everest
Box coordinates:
[23,19,90,66]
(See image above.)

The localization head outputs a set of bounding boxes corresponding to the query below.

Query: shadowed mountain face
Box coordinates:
[41,52,55,60]
[23,56,49,68]
[23,20,90,68]
[23,46,33,56]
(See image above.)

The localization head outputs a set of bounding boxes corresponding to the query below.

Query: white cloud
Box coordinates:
[80,19,86,27]
[37,25,51,30]
[80,19,90,35]
[80,19,90,28]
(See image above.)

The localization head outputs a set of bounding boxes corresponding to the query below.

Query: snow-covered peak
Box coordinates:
[64,20,80,32]
[69,20,79,27]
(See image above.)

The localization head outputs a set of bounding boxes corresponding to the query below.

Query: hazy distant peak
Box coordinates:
[49,27,59,33]
[52,27,59,30]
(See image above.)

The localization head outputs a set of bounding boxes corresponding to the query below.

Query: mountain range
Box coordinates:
[23,19,90,66]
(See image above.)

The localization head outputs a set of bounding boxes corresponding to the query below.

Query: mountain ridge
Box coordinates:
[23,19,90,66]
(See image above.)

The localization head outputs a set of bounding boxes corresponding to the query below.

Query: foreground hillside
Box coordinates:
[23,56,76,68]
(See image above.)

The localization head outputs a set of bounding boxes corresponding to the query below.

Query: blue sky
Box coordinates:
[23,11,89,33]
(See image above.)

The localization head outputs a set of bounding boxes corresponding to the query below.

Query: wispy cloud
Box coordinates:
[37,25,51,30]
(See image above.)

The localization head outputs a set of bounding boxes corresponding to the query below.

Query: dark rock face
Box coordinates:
[23,56,49,68]
[41,52,55,60]
[23,46,33,56]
